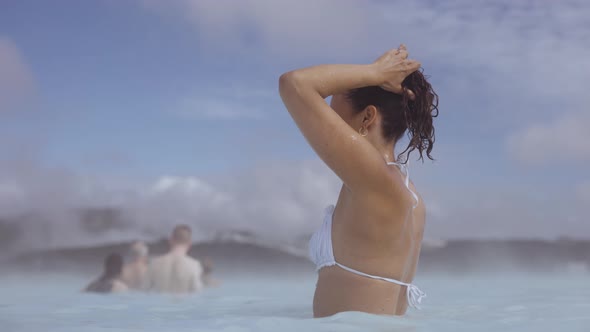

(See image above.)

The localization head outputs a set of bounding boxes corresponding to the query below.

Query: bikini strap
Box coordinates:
[335,262,426,309]
[387,162,419,208]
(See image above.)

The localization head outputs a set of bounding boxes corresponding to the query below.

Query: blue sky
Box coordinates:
[0,0,589,249]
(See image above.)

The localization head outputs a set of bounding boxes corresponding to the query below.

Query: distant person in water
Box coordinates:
[202,257,221,288]
[85,253,128,294]
[121,241,149,290]
[146,224,204,294]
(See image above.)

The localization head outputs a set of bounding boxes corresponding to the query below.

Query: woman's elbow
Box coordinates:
[279,71,303,94]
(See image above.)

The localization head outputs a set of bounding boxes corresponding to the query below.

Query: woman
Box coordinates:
[279,45,438,317]
[85,253,128,294]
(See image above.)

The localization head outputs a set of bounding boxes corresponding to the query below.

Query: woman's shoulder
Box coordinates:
[111,279,128,293]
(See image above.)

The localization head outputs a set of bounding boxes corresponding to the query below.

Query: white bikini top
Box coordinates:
[308,162,425,309]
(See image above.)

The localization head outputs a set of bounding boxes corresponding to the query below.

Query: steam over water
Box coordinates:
[0,159,340,258]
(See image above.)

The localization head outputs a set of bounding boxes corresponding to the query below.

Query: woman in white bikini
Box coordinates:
[279,45,438,317]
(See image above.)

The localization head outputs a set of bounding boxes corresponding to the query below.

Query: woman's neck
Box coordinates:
[373,139,397,164]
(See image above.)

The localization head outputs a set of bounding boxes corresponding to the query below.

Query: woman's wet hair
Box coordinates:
[346,69,438,162]
[101,253,123,281]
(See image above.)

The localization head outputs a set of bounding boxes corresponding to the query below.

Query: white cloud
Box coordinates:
[0,37,34,110]
[131,160,341,243]
[143,0,590,144]
[506,114,590,164]
[141,0,374,59]
[380,1,590,119]
[152,176,214,195]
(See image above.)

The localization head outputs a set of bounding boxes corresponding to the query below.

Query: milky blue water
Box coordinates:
[0,272,588,332]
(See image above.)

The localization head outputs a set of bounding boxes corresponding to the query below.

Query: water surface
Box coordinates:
[0,272,588,332]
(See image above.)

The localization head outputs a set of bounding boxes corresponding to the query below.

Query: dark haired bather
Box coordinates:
[85,253,128,293]
[279,45,438,317]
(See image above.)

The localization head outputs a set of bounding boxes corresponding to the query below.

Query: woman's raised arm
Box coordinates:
[278,47,420,195]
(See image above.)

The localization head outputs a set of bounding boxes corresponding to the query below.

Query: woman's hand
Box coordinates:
[373,44,421,99]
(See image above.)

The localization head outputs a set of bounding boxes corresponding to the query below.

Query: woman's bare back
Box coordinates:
[313,175,425,317]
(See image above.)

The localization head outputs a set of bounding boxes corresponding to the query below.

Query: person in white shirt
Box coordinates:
[146,224,203,294]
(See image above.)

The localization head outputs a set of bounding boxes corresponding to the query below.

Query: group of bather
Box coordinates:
[84,224,219,294]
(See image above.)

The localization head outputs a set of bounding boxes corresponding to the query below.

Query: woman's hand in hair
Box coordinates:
[373,44,421,100]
